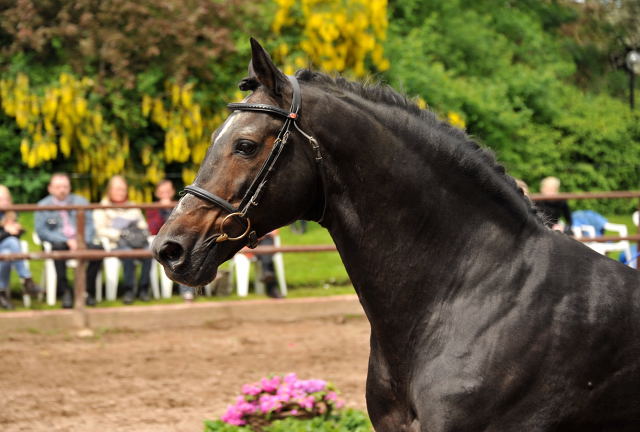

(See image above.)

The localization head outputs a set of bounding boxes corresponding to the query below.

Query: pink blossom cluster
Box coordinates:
[221,373,345,426]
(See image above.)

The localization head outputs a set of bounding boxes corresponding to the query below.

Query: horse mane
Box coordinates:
[294,69,544,224]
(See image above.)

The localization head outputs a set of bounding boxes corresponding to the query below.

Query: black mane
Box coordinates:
[295,69,544,224]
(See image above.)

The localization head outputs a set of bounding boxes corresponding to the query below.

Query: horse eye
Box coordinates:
[234,139,259,156]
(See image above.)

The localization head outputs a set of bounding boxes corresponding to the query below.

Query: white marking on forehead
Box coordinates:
[172,196,189,217]
[214,113,239,146]
[213,95,252,146]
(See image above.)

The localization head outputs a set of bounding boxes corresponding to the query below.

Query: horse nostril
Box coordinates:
[158,241,185,267]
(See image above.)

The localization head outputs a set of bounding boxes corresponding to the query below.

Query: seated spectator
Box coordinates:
[536,176,573,233]
[572,210,608,236]
[94,175,151,304]
[35,173,102,308]
[256,231,284,299]
[146,179,194,302]
[0,185,41,309]
[515,179,530,198]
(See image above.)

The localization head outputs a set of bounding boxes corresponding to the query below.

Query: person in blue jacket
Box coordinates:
[35,173,103,308]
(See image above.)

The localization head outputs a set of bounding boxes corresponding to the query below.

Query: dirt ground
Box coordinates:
[0,316,370,432]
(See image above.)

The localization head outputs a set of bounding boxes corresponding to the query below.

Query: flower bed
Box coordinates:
[204,373,371,432]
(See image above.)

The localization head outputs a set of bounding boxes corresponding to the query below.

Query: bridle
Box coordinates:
[181,75,323,249]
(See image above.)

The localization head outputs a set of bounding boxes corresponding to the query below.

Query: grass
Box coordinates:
[3,210,638,310]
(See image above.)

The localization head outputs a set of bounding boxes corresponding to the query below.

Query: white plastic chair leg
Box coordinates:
[272,234,287,296]
[234,254,251,297]
[149,260,161,299]
[159,266,173,298]
[43,247,57,306]
[274,252,287,296]
[103,257,120,301]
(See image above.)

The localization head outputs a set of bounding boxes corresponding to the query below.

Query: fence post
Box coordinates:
[73,209,87,322]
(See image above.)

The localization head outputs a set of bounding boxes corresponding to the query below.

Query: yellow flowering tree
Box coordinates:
[141,82,231,187]
[0,73,129,199]
[271,0,389,77]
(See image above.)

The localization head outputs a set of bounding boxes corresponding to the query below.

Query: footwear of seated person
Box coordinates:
[0,292,14,310]
[22,277,42,296]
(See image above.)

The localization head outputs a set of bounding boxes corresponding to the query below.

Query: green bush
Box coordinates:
[204,409,372,432]
[384,0,640,214]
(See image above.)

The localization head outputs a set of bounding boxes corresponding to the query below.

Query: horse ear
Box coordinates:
[248,37,288,96]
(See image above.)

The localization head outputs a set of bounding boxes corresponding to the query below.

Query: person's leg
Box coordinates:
[256,236,275,273]
[50,242,72,307]
[85,243,104,306]
[50,241,70,291]
[0,237,29,276]
[0,257,12,309]
[137,258,152,301]
[0,236,39,296]
[179,284,194,301]
[120,256,135,304]
[256,236,281,298]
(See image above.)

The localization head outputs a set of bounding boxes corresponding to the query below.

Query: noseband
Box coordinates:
[181,75,322,249]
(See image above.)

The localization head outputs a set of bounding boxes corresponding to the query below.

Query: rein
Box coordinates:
[181,75,323,249]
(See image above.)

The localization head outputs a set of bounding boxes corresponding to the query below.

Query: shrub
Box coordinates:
[204,373,372,432]
[204,409,372,432]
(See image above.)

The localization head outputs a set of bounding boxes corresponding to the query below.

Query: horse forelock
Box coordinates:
[295,69,544,225]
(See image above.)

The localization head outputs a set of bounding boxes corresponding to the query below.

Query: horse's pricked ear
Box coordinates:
[248,38,288,96]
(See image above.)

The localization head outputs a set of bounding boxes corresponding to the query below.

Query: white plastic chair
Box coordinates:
[231,232,287,297]
[32,232,103,306]
[149,235,173,298]
[572,223,632,263]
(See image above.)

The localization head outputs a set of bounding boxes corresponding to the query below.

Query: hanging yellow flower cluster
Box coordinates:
[272,0,389,77]
[142,81,226,186]
[447,111,466,130]
[0,73,128,197]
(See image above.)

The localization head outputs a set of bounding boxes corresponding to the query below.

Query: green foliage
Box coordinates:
[204,409,372,432]
[0,114,51,202]
[384,0,640,214]
[0,0,639,214]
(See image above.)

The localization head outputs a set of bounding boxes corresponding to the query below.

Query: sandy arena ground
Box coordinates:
[0,316,370,432]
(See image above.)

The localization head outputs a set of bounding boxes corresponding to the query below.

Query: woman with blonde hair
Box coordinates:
[0,185,41,309]
[94,176,152,304]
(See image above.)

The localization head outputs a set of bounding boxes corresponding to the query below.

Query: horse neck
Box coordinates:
[312,97,541,327]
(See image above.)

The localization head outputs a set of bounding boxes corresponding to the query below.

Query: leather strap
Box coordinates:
[182,185,237,215]
[181,74,322,248]
[226,103,292,119]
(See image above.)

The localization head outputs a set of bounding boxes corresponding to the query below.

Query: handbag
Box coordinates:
[118,222,149,249]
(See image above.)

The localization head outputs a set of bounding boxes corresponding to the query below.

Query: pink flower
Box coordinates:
[220,373,346,426]
[221,405,246,426]
[260,376,281,393]
[299,395,315,410]
[242,384,262,396]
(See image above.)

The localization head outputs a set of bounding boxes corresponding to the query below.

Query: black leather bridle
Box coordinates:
[181,75,322,249]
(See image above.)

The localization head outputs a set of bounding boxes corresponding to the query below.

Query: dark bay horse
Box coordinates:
[152,38,640,431]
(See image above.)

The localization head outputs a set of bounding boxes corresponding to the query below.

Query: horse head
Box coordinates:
[152,38,323,287]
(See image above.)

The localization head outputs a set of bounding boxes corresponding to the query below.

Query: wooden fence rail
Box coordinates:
[0,190,639,312]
